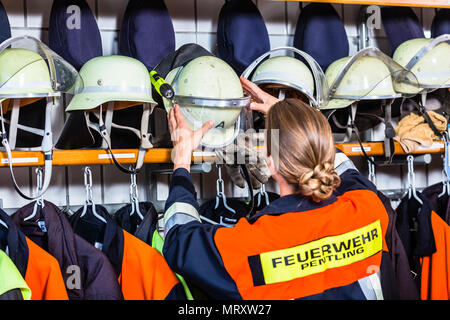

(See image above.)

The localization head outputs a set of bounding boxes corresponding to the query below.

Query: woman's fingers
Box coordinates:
[200,120,215,136]
[168,107,177,133]
[174,104,189,129]
[240,77,263,101]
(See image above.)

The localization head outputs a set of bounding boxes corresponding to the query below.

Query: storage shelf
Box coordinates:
[0,141,444,167]
[335,140,445,157]
[282,0,450,8]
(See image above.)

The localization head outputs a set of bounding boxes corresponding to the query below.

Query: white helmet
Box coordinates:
[322,47,417,110]
[0,36,79,200]
[242,46,327,109]
[163,55,250,149]
[393,35,450,94]
[62,55,156,174]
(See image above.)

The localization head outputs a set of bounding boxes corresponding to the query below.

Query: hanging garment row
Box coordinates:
[366,153,450,300]
[0,166,190,300]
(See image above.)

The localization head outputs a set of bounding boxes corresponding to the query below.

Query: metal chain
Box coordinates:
[84,167,94,205]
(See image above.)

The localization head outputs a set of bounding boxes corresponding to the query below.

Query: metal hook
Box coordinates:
[24,167,45,222]
[214,165,236,215]
[256,184,270,208]
[368,157,376,186]
[81,167,107,224]
[129,169,144,220]
[407,155,423,205]
[439,133,450,197]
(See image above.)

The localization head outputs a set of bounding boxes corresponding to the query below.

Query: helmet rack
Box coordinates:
[0,141,444,167]
[281,1,448,9]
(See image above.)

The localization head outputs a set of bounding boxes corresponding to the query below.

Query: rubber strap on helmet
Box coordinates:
[0,100,53,200]
[240,163,255,217]
[383,100,396,164]
[345,103,378,167]
[97,103,153,175]
[8,99,21,150]
[407,97,443,138]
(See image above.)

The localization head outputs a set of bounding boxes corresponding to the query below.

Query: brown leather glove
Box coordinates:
[394,111,447,153]
[215,132,271,189]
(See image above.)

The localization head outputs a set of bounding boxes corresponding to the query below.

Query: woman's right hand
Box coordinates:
[240,77,279,115]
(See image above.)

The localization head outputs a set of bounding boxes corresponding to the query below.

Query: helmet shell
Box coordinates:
[66,55,155,111]
[393,38,450,88]
[163,56,244,148]
[251,56,315,101]
[322,55,399,110]
[0,48,55,98]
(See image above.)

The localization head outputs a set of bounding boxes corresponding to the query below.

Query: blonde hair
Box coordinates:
[266,99,341,202]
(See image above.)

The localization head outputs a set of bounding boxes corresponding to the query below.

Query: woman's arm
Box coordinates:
[162,106,242,299]
[240,77,279,115]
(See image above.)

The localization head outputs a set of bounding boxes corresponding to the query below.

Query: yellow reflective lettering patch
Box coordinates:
[254,220,382,285]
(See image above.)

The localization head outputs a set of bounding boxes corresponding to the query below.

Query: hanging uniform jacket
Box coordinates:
[162,165,402,300]
[0,209,68,300]
[0,249,31,300]
[422,182,450,226]
[69,205,185,300]
[11,201,123,300]
[115,202,158,238]
[375,190,419,299]
[396,192,450,300]
[199,198,250,226]
[115,203,194,300]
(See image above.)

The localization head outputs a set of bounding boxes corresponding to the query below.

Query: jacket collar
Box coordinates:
[0,209,28,277]
[249,192,338,222]
[70,205,124,278]
[11,200,80,270]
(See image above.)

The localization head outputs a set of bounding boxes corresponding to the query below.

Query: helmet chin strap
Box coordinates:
[95,102,154,174]
[0,99,53,200]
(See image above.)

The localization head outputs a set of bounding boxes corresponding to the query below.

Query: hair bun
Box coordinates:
[297,162,341,202]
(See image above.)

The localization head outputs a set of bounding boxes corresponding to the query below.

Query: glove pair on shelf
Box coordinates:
[394,111,447,153]
[214,132,271,189]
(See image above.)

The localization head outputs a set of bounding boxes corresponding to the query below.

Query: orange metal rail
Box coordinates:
[281,0,450,8]
[0,141,444,167]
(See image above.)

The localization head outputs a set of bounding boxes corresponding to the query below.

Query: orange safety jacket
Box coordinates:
[420,212,450,300]
[0,209,68,300]
[69,205,186,300]
[163,167,398,300]
[395,191,450,300]
[118,229,184,300]
[24,238,69,300]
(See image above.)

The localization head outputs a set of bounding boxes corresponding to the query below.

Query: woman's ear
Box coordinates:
[267,155,277,176]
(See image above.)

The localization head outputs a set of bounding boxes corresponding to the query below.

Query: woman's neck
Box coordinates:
[277,178,297,197]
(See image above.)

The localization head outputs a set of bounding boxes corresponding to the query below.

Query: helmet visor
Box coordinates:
[326,47,420,105]
[0,36,81,97]
[174,95,251,149]
[404,34,450,91]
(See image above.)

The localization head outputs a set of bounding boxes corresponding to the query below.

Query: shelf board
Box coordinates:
[281,0,450,8]
[335,140,445,156]
[0,141,444,167]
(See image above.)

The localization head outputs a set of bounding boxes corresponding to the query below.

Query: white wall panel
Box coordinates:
[175,32,196,50]
[100,30,118,55]
[2,0,25,28]
[258,0,287,35]
[286,1,301,36]
[165,0,196,33]
[0,167,31,209]
[196,32,216,53]
[0,0,443,210]
[96,0,128,31]
[196,0,222,34]
[26,0,52,28]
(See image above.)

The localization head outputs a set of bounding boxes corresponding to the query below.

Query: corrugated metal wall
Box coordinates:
[0,0,444,212]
